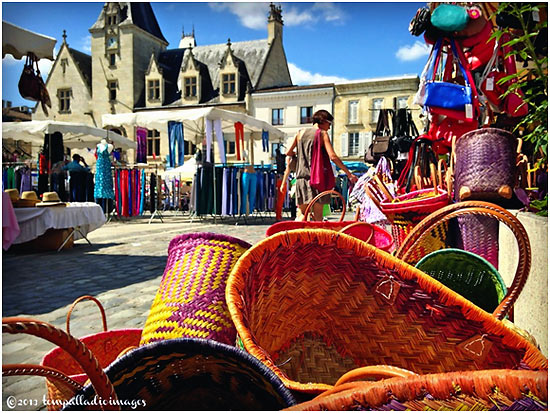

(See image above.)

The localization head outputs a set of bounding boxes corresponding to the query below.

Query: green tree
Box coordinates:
[492,3,548,163]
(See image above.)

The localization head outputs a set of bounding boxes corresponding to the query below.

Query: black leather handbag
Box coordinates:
[366,109,395,163]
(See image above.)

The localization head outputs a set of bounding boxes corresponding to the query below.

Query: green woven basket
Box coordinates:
[416,248,507,313]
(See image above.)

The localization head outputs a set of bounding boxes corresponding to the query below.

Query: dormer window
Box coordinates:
[184,77,197,98]
[222,73,236,95]
[148,79,160,101]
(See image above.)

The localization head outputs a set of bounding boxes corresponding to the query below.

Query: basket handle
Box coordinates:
[66,295,108,336]
[2,317,119,410]
[3,363,84,394]
[334,365,417,386]
[304,190,346,222]
[338,222,374,245]
[395,201,531,320]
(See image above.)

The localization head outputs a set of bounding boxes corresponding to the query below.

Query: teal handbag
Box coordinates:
[431,4,469,32]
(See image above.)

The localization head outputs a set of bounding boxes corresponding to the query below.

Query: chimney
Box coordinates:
[267,3,283,45]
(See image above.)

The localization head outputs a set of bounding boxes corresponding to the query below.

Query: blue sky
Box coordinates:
[2,2,430,107]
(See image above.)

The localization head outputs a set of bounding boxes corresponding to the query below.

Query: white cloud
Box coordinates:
[2,54,20,66]
[209,3,268,30]
[209,2,346,29]
[81,35,92,53]
[288,62,349,85]
[395,41,430,62]
[2,49,56,78]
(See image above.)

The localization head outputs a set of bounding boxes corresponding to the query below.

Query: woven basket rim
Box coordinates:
[226,229,548,393]
[284,369,548,411]
[167,232,251,254]
[64,337,296,409]
[458,127,516,142]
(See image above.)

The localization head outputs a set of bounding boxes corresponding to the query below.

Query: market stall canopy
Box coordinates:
[2,21,57,60]
[160,157,197,180]
[2,120,137,150]
[102,107,285,140]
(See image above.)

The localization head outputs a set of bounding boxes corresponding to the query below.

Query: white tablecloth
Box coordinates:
[12,202,106,244]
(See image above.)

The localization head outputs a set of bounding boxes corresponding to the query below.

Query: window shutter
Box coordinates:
[364,131,373,152]
[358,132,365,157]
[340,133,348,157]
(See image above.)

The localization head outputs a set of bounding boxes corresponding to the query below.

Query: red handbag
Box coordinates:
[310,129,335,192]
[429,117,478,155]
[464,36,497,70]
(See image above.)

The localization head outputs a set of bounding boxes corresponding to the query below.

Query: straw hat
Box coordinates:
[36,191,66,207]
[5,189,19,204]
[14,191,40,208]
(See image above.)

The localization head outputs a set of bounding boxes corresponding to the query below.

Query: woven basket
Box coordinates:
[63,338,297,410]
[396,201,531,320]
[454,128,517,202]
[140,232,250,346]
[416,248,507,313]
[3,317,118,411]
[267,190,394,252]
[40,296,141,410]
[366,178,449,249]
[226,229,547,395]
[284,369,548,410]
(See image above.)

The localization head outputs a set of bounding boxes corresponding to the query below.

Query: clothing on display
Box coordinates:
[234,122,244,160]
[94,143,115,200]
[262,130,269,152]
[136,127,148,164]
[167,121,185,168]
[114,168,146,217]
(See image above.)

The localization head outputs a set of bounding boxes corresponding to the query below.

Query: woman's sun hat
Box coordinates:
[14,191,40,207]
[36,191,66,207]
[5,189,20,204]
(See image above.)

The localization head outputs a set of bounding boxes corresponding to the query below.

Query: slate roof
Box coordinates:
[157,48,185,104]
[68,47,92,92]
[191,39,270,90]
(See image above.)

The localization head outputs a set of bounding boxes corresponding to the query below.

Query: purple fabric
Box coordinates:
[136,127,148,164]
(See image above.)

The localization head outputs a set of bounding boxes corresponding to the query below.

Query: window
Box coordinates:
[225,140,235,155]
[184,77,196,98]
[108,80,117,101]
[61,58,68,74]
[184,140,196,156]
[271,108,283,126]
[107,15,117,25]
[222,73,236,95]
[348,100,359,124]
[396,96,408,109]
[300,106,313,124]
[348,132,360,156]
[372,98,383,122]
[58,89,71,113]
[148,79,160,101]
[147,129,161,157]
[108,53,116,67]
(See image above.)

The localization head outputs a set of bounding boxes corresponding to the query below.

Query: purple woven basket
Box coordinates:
[140,232,251,346]
[456,214,500,268]
[454,128,516,202]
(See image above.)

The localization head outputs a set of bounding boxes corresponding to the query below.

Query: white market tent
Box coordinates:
[2,20,57,60]
[160,157,196,180]
[2,120,137,150]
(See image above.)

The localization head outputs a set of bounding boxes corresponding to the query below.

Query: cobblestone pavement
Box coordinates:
[2,211,280,411]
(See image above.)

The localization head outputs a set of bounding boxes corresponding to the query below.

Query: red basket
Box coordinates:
[267,190,394,252]
[41,296,141,410]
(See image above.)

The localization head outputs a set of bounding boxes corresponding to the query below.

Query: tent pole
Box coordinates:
[211,118,217,224]
[48,133,52,191]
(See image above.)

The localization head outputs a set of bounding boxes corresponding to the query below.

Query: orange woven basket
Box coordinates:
[284,369,548,410]
[226,229,547,395]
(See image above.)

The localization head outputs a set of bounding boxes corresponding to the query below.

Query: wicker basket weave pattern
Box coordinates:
[227,229,547,394]
[140,233,250,346]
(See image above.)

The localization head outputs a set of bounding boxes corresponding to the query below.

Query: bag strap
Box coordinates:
[66,295,108,336]
[304,190,346,222]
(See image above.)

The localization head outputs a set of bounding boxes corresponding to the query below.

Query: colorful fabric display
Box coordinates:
[136,127,148,164]
[168,121,185,167]
[234,122,244,160]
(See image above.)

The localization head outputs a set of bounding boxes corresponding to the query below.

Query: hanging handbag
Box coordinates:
[17,52,51,115]
[366,109,394,163]
[424,40,474,112]
[430,4,470,32]
[393,109,418,155]
[409,7,431,36]
[310,128,335,192]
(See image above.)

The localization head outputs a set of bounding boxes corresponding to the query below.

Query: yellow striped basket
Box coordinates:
[140,232,250,346]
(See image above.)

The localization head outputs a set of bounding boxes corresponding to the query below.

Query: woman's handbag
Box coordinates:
[18,52,51,115]
[430,3,470,32]
[226,229,547,396]
[424,40,474,112]
[366,109,395,163]
[310,129,335,192]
